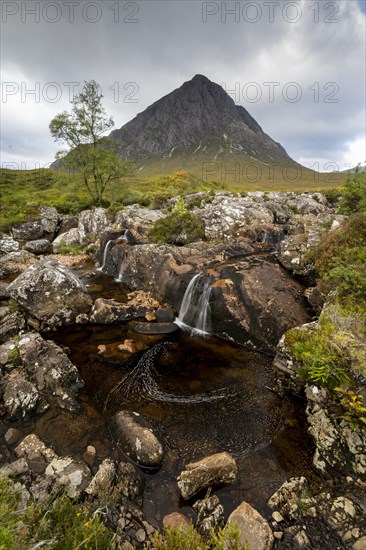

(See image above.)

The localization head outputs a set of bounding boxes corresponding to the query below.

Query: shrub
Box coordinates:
[339,165,366,214]
[149,523,248,550]
[148,198,205,245]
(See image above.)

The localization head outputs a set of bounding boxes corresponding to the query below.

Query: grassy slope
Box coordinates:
[0,165,346,232]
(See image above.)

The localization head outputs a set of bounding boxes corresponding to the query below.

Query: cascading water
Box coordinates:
[98,240,114,272]
[99,231,128,274]
[175,273,212,336]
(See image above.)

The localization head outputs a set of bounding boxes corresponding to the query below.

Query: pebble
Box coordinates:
[135,529,146,543]
[272,511,284,522]
[274,531,283,540]
[4,428,22,446]
[82,445,96,466]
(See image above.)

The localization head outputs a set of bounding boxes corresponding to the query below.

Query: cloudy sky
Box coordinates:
[1,0,365,171]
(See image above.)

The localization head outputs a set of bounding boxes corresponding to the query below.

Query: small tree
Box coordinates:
[50,80,131,206]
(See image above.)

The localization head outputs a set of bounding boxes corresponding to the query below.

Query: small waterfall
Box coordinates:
[98,240,114,272]
[175,273,212,336]
[99,231,128,274]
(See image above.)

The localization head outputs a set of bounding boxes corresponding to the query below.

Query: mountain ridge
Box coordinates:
[109,74,296,176]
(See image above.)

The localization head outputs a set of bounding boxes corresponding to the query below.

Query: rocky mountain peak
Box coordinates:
[109,74,294,174]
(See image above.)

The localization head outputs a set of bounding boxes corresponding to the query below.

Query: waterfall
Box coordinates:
[175,273,212,336]
[99,231,128,274]
[98,240,114,272]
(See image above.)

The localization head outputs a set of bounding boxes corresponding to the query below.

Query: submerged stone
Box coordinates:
[133,322,178,334]
[110,410,163,469]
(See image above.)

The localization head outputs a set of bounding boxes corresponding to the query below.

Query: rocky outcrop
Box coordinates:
[90,291,160,324]
[0,332,83,416]
[177,452,237,500]
[0,235,19,255]
[8,259,92,328]
[110,411,164,469]
[11,206,59,244]
[227,502,274,550]
[0,304,26,343]
[306,385,366,476]
[115,206,165,234]
[268,477,366,549]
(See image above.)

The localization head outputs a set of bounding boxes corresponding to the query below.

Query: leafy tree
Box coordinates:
[50,80,132,206]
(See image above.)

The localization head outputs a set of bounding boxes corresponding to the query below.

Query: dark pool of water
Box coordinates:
[41,311,318,526]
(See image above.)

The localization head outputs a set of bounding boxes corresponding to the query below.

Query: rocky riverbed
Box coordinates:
[1,192,365,549]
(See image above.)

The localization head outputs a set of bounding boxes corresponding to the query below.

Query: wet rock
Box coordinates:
[0,235,19,255]
[0,250,37,278]
[24,239,52,255]
[85,458,116,497]
[3,377,41,419]
[4,427,22,446]
[193,495,225,535]
[90,297,155,324]
[8,259,92,328]
[177,452,237,500]
[155,305,176,323]
[115,206,166,234]
[133,322,178,335]
[210,257,310,352]
[163,512,191,533]
[116,461,145,502]
[227,501,274,550]
[45,456,91,498]
[110,411,164,468]
[15,433,57,464]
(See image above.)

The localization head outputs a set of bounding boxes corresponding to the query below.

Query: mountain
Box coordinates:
[109,74,298,179]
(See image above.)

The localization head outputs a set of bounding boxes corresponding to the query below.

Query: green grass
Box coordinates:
[0,165,347,233]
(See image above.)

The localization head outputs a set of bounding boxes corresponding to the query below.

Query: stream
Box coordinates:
[20,265,320,526]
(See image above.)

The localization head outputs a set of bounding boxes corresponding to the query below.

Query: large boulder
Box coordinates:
[24,239,52,255]
[78,208,112,243]
[227,502,274,550]
[110,411,164,468]
[0,250,37,278]
[115,206,166,234]
[7,259,92,328]
[177,452,237,500]
[11,206,59,244]
[0,332,84,413]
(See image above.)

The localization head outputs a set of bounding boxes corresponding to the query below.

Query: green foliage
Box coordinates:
[57,242,86,256]
[285,317,351,390]
[334,389,366,430]
[149,523,248,550]
[49,80,132,207]
[6,346,21,368]
[0,476,113,550]
[310,212,366,304]
[148,199,205,245]
[339,165,366,214]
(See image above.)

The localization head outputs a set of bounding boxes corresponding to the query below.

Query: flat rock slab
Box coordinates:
[133,322,178,334]
[177,452,237,500]
[110,410,163,469]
